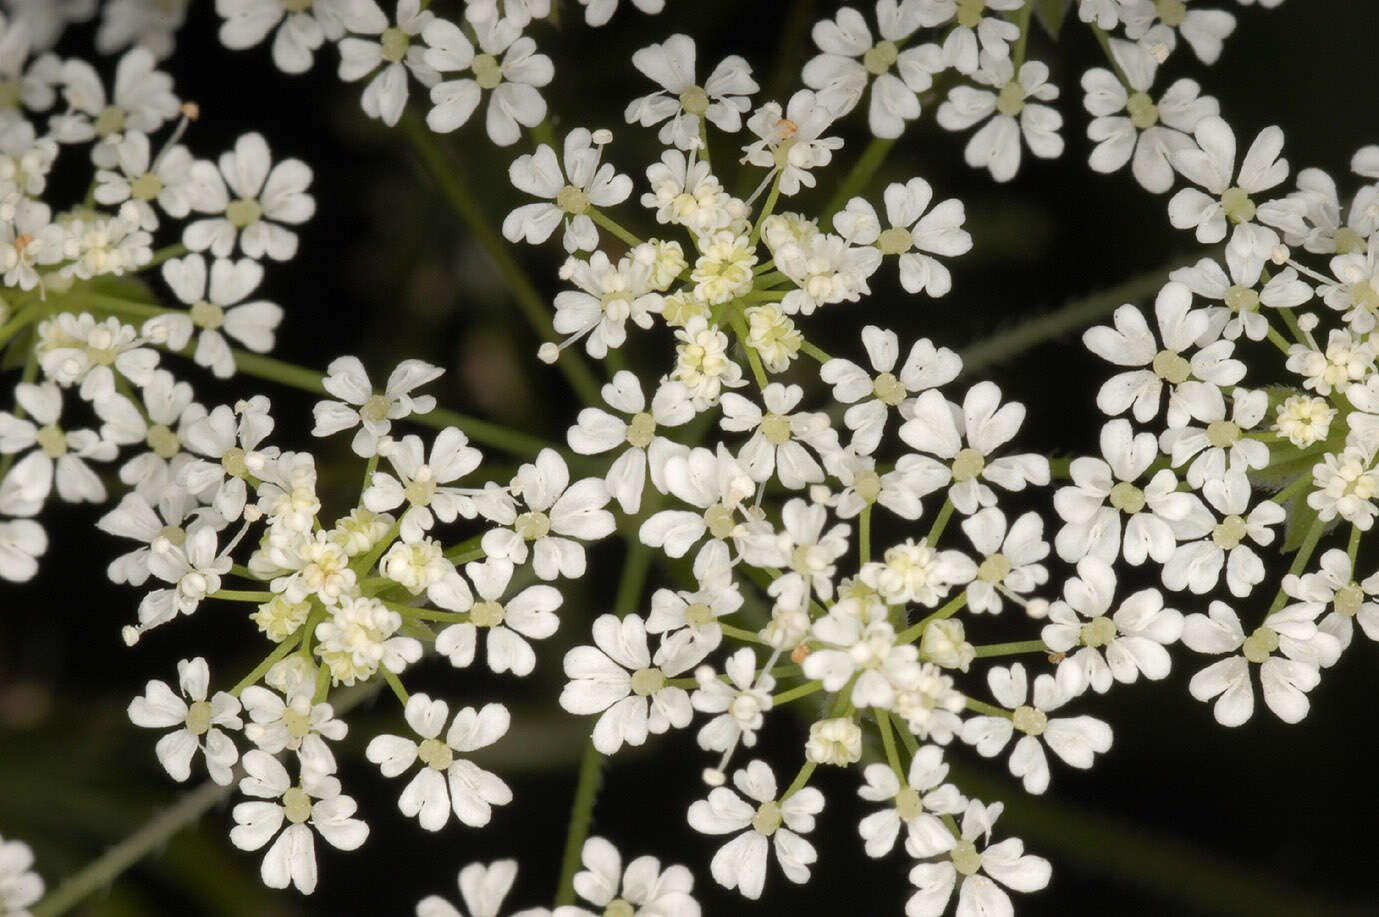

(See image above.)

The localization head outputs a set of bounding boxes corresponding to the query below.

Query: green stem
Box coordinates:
[382,666,410,705]
[229,634,302,697]
[399,111,602,406]
[209,589,272,603]
[771,679,824,706]
[973,639,1050,658]
[800,340,832,362]
[1089,24,1131,87]
[926,498,954,546]
[554,738,605,906]
[965,697,1014,718]
[859,504,872,564]
[1011,1,1035,70]
[876,706,906,781]
[749,173,782,247]
[589,208,644,248]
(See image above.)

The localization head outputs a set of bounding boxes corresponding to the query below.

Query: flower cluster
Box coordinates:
[5,1,1350,916]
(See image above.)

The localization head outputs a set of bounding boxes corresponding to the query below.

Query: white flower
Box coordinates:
[128,656,242,785]
[416,859,539,917]
[481,448,614,580]
[0,199,65,291]
[366,695,513,831]
[961,663,1113,794]
[35,312,157,401]
[720,383,835,490]
[230,750,368,894]
[185,132,315,261]
[820,328,961,456]
[686,759,824,900]
[312,356,442,457]
[552,251,663,358]
[691,648,774,752]
[1054,418,1210,564]
[646,574,742,652]
[364,428,485,542]
[1083,281,1245,427]
[639,444,755,561]
[1159,386,1270,488]
[898,381,1050,515]
[131,522,233,639]
[1168,116,1300,244]
[625,34,757,149]
[215,0,385,74]
[835,179,972,296]
[1286,329,1374,398]
[741,90,844,196]
[241,685,347,774]
[1281,548,1379,660]
[905,798,1051,917]
[802,5,939,138]
[150,254,283,377]
[936,54,1063,183]
[803,614,919,710]
[1041,558,1183,694]
[93,129,199,228]
[422,14,553,145]
[1274,394,1335,448]
[960,508,1049,614]
[96,0,188,59]
[435,558,561,676]
[0,381,115,504]
[670,316,744,409]
[1182,600,1333,725]
[856,746,965,859]
[51,48,180,162]
[567,371,693,514]
[314,594,423,685]
[337,0,438,127]
[1308,445,1379,530]
[181,397,278,522]
[502,129,632,253]
[640,149,746,236]
[0,833,43,917]
[1121,0,1238,64]
[559,614,709,755]
[916,0,1024,74]
[559,836,700,917]
[1082,38,1218,193]
[1164,471,1283,597]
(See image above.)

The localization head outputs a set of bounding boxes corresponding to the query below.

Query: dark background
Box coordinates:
[3,1,1378,914]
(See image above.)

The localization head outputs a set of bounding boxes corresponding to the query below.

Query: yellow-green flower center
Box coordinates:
[226,198,262,229]
[626,411,656,448]
[472,53,503,91]
[1334,582,1364,618]
[685,602,715,627]
[956,0,987,29]
[1224,284,1259,315]
[361,394,392,423]
[876,226,913,255]
[515,510,551,540]
[380,26,409,63]
[704,503,736,540]
[94,105,126,137]
[951,839,983,875]
[894,787,924,821]
[190,299,225,331]
[761,412,792,446]
[1152,349,1191,384]
[418,736,454,770]
[1109,481,1146,514]
[1012,704,1047,736]
[864,40,899,76]
[556,184,591,215]
[854,469,882,503]
[282,706,312,740]
[1222,186,1256,224]
[996,81,1025,117]
[630,666,665,697]
[471,599,505,628]
[1080,615,1117,648]
[752,800,782,836]
[147,423,181,458]
[282,786,313,824]
[951,447,986,483]
[36,424,67,459]
[1241,626,1279,664]
[679,85,710,116]
[131,172,164,201]
[977,552,1011,584]
[1212,514,1248,549]
[1126,91,1159,130]
[185,700,213,736]
[873,371,907,405]
[1155,0,1187,27]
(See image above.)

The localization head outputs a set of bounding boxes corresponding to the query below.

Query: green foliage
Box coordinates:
[1032,0,1075,39]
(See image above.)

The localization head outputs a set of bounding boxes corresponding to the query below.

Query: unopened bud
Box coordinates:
[538,342,559,364]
